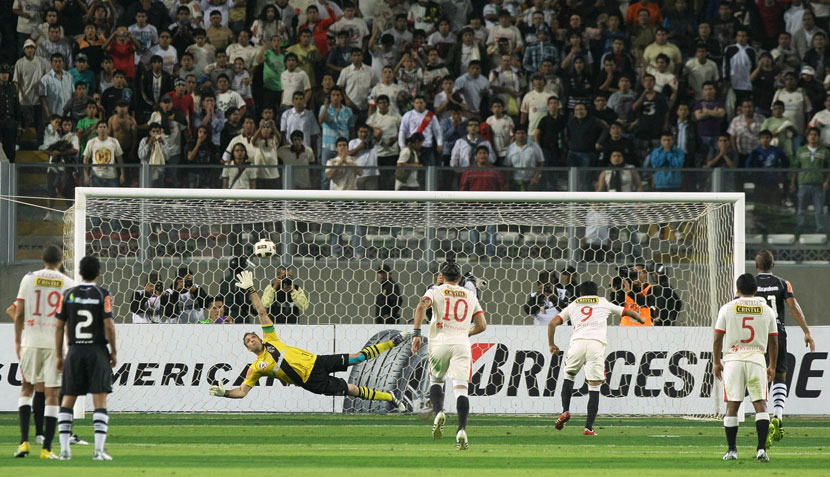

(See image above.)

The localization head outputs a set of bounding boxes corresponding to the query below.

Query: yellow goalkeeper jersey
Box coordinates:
[243,325,318,387]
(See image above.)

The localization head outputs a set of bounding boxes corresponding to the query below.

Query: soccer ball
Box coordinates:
[254,239,276,259]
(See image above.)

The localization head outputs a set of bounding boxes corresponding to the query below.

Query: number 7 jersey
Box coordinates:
[16,268,76,348]
[424,283,484,346]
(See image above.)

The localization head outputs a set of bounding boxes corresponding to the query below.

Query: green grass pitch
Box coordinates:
[2,413,829,476]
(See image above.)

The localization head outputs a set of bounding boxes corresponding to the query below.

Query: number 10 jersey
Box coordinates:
[424,284,484,346]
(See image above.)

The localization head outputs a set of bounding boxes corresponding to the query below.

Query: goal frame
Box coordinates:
[72,189,746,312]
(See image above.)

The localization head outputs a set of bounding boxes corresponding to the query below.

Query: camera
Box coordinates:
[618,266,639,282]
[154,281,163,293]
[185,277,193,288]
[543,283,553,294]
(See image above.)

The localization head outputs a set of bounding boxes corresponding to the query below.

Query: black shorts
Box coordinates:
[61,345,113,396]
[766,327,788,375]
[301,353,350,396]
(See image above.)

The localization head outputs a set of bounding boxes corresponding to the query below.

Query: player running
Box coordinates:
[13,245,75,459]
[55,255,118,461]
[753,250,816,444]
[209,271,408,410]
[549,281,643,435]
[411,261,487,451]
[714,273,778,462]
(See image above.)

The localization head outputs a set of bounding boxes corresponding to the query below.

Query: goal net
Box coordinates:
[65,189,744,416]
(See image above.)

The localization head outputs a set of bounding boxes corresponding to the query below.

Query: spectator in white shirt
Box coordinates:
[507,126,544,190]
[337,48,377,122]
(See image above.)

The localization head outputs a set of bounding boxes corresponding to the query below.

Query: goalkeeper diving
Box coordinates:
[209,271,408,410]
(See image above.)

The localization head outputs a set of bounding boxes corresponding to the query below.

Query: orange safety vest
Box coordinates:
[621,285,653,326]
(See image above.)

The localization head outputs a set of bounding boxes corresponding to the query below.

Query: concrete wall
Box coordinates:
[2,260,828,326]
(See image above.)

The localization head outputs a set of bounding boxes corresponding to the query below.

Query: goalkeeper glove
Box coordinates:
[209,383,227,397]
[235,270,255,295]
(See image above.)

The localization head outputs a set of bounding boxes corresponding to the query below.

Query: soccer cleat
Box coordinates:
[433,411,446,440]
[583,429,597,436]
[40,449,59,459]
[14,441,30,458]
[93,450,113,461]
[456,430,469,451]
[756,449,769,463]
[391,395,407,413]
[554,411,570,430]
[392,332,411,346]
[70,434,90,445]
[771,417,783,442]
[35,435,44,445]
[723,450,738,460]
[58,451,71,460]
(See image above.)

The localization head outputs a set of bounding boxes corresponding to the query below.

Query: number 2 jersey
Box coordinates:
[715,297,777,367]
[424,283,484,346]
[557,296,624,346]
[16,268,75,348]
[754,273,794,328]
[56,283,113,346]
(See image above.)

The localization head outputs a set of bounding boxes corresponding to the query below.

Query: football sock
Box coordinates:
[430,384,445,414]
[456,396,470,432]
[771,382,787,422]
[359,340,397,361]
[33,391,45,436]
[93,409,109,453]
[58,407,74,455]
[724,416,738,451]
[585,388,600,431]
[18,396,32,444]
[560,378,574,413]
[43,405,59,451]
[357,386,393,402]
[755,412,770,450]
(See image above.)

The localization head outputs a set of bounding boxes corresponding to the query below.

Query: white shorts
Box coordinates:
[563,339,606,382]
[723,360,768,402]
[20,346,61,388]
[428,343,472,383]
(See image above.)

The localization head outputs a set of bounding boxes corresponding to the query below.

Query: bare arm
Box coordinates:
[547,315,563,354]
[713,331,724,381]
[55,319,65,371]
[104,317,117,367]
[786,297,816,351]
[246,281,274,327]
[224,384,252,398]
[623,307,644,323]
[410,297,430,354]
[468,312,487,337]
[13,300,23,359]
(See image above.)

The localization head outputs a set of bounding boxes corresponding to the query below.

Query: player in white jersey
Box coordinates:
[411,261,487,451]
[12,245,75,459]
[548,281,643,435]
[714,273,778,463]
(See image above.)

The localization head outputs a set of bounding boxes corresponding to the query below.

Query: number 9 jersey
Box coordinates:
[424,284,484,346]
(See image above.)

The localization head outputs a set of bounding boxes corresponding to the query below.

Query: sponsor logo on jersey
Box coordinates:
[259,361,268,370]
[442,289,467,298]
[104,296,112,313]
[735,305,763,314]
[69,297,101,305]
[575,297,599,304]
[34,277,63,288]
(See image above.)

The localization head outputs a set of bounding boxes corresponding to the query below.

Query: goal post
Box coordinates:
[64,188,745,416]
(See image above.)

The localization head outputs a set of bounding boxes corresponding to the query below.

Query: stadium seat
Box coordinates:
[799,234,828,245]
[766,234,796,245]
[496,232,521,245]
[746,234,764,245]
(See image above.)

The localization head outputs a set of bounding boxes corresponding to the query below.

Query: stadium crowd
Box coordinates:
[2,0,829,231]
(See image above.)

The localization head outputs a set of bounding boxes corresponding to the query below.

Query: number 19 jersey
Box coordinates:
[16,268,75,348]
[424,283,484,346]
[715,297,777,367]
[557,296,624,346]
